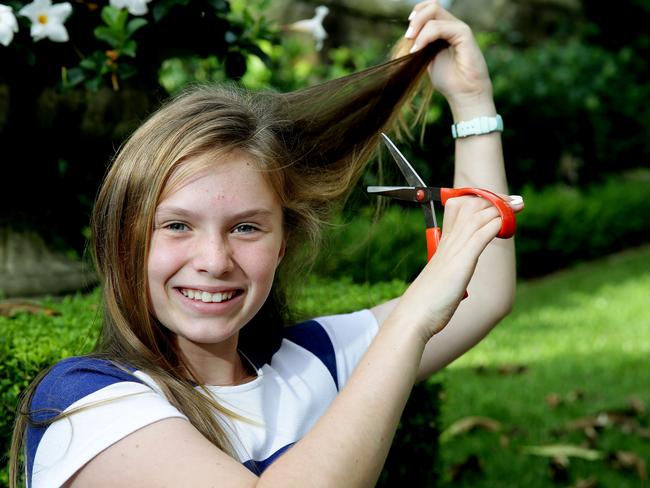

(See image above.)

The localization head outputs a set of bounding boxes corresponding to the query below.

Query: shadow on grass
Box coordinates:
[439,352,649,488]
[514,244,650,313]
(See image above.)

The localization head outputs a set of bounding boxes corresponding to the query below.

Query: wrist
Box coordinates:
[451,114,503,139]
[447,91,496,122]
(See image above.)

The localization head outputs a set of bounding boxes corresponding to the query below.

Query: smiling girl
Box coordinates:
[12,2,523,486]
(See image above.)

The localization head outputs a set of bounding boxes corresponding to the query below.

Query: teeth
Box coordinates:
[181,288,235,303]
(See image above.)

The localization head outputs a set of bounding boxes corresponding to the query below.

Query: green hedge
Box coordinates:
[315,173,650,281]
[1,280,442,485]
[0,291,100,486]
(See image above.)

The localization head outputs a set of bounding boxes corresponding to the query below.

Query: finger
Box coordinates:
[409,19,474,54]
[440,196,493,235]
[408,0,456,23]
[442,207,501,261]
[438,198,498,253]
[448,202,501,248]
[405,2,455,39]
[508,194,525,213]
[492,192,525,210]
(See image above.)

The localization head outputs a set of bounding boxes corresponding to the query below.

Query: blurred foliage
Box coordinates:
[0,290,100,485]
[315,172,650,282]
[488,38,650,190]
[1,0,277,90]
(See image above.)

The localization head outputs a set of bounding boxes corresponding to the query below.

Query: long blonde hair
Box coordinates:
[10,39,444,485]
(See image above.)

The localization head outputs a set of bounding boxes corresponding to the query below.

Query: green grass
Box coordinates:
[437,245,650,487]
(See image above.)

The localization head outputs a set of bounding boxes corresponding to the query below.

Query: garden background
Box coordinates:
[1,0,649,486]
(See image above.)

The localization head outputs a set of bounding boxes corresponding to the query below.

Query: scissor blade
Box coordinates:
[380,133,426,187]
[367,186,420,202]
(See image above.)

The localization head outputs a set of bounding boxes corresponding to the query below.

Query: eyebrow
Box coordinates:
[154,206,275,220]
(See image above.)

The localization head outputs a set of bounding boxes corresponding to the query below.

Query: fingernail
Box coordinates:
[409,43,419,53]
[408,10,416,21]
[405,26,415,38]
[509,195,524,205]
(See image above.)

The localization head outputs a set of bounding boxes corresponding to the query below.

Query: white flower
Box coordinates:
[19,0,72,42]
[285,5,329,51]
[0,4,19,47]
[109,0,151,16]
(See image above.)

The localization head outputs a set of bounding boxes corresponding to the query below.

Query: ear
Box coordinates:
[277,235,287,264]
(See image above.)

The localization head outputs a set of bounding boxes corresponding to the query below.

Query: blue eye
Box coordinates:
[166,222,188,232]
[234,224,258,234]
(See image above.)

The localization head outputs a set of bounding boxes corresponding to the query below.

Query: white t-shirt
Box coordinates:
[26,310,379,487]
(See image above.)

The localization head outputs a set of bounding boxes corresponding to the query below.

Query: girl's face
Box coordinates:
[147,151,286,355]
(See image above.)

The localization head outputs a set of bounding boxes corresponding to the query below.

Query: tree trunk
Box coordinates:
[0,227,96,298]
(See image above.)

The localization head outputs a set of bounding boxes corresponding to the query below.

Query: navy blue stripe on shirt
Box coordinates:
[284,320,339,390]
[243,442,295,475]
[26,357,142,486]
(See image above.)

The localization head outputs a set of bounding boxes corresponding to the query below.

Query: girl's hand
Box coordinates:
[406,1,493,115]
[389,195,522,343]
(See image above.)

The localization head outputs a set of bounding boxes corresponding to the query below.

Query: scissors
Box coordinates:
[367,132,517,264]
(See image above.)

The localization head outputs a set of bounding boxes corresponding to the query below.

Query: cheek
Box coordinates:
[147,236,183,286]
[238,244,283,284]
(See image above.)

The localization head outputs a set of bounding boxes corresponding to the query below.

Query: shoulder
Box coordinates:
[30,356,141,422]
[275,309,379,390]
[27,357,186,488]
[283,309,377,352]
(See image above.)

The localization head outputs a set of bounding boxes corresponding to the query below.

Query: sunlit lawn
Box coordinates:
[437,245,650,487]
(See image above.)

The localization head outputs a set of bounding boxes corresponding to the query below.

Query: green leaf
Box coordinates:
[79,58,99,70]
[121,40,137,58]
[100,6,127,30]
[126,18,148,36]
[84,76,103,92]
[118,63,138,80]
[94,26,122,47]
[152,0,189,22]
[64,67,86,87]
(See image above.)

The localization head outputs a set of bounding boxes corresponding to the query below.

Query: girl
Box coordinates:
[12,2,524,486]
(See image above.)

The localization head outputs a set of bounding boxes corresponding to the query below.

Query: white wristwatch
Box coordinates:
[451,114,503,139]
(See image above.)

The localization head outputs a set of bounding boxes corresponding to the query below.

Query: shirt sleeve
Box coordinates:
[27,357,187,488]
[313,309,380,389]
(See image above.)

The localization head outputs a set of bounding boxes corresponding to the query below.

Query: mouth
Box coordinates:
[178,288,243,304]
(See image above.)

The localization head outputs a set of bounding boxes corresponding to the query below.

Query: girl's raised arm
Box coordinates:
[372,1,524,380]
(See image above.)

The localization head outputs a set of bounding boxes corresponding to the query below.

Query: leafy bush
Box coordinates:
[488,39,650,189]
[514,172,650,277]
[1,280,442,485]
[0,290,99,485]
[315,173,650,282]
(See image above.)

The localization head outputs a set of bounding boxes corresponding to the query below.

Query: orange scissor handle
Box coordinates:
[439,187,516,239]
[425,226,441,262]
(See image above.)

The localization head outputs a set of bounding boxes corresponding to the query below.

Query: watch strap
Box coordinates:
[451,114,503,139]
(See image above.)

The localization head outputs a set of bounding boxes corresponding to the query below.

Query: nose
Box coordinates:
[192,233,235,276]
